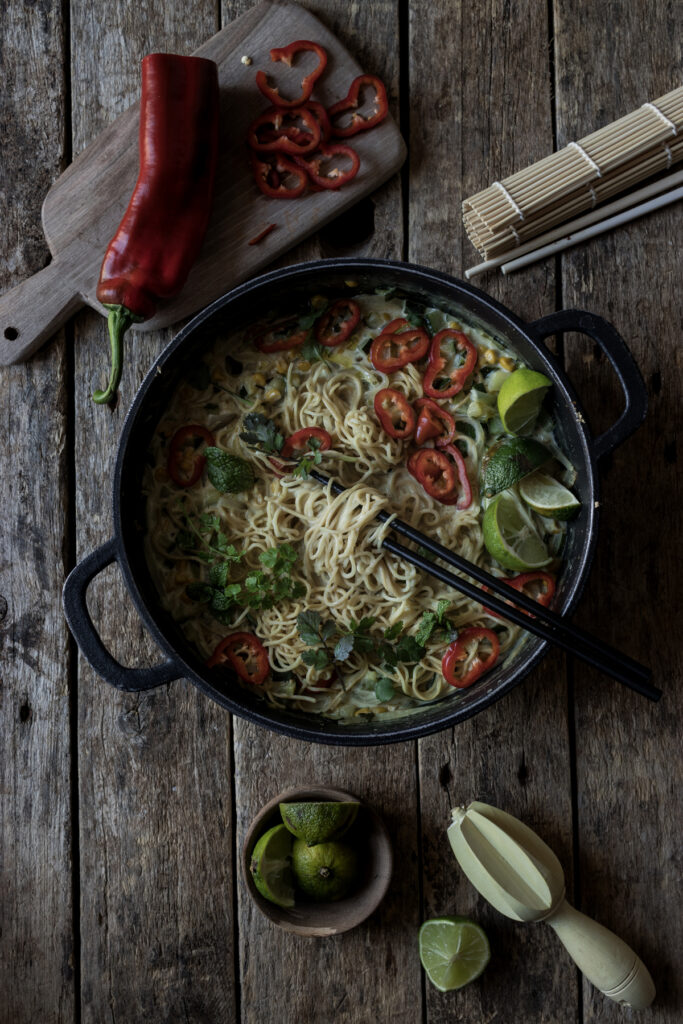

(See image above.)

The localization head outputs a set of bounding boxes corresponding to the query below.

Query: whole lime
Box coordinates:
[291,839,359,902]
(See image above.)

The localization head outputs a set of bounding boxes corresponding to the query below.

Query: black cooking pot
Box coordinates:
[63,259,646,745]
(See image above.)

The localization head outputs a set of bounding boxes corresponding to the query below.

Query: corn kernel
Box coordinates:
[275,359,287,373]
[251,372,266,387]
[482,348,497,364]
[296,360,311,372]
[263,387,282,403]
[499,356,515,372]
[344,279,358,288]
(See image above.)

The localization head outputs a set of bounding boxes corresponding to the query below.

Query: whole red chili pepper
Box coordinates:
[94,54,219,404]
[328,74,389,137]
[256,41,328,108]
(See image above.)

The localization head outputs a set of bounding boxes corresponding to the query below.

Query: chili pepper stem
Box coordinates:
[92,304,144,405]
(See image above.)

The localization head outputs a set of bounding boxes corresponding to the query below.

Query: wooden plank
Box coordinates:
[553,2,682,1020]
[409,2,580,1021]
[227,3,424,1022]
[0,2,75,1022]
[70,4,237,1022]
[0,0,405,365]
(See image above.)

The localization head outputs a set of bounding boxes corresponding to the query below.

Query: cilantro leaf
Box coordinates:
[375,676,396,702]
[395,636,425,663]
[297,610,322,645]
[414,612,437,647]
[383,621,403,641]
[302,648,332,670]
[334,634,355,661]
[239,413,284,454]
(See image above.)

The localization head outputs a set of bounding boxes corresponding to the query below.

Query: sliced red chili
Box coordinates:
[374,388,416,439]
[414,397,456,447]
[302,100,332,142]
[281,427,332,458]
[250,151,308,200]
[406,449,423,478]
[167,424,215,487]
[252,316,307,352]
[422,329,478,399]
[328,74,389,137]
[248,223,277,246]
[247,106,321,155]
[484,571,556,620]
[207,632,269,685]
[413,449,457,499]
[293,142,360,189]
[314,299,361,346]
[434,444,473,509]
[370,322,430,372]
[256,40,328,109]
[442,628,500,688]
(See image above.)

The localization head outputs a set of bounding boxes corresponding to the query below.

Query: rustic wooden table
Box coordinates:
[1,1,681,1022]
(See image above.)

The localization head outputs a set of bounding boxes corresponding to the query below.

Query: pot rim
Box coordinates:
[111,257,601,745]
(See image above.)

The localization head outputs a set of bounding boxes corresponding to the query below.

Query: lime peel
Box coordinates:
[250,823,295,908]
[519,470,581,520]
[483,493,551,571]
[280,800,359,845]
[497,368,552,435]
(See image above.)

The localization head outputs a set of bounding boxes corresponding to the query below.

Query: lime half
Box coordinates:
[419,916,491,992]
[280,801,359,846]
[482,437,552,497]
[519,470,581,520]
[250,823,295,908]
[483,493,551,571]
[291,839,358,902]
[497,368,552,435]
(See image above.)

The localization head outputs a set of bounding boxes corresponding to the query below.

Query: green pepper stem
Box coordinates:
[92,304,145,405]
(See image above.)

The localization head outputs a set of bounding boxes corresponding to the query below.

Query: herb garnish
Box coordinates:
[292,437,323,480]
[239,412,284,454]
[204,448,255,493]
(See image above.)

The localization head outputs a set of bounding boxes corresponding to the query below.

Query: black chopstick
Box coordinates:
[309,469,660,702]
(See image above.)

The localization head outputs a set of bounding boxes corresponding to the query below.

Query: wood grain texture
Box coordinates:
[70,3,237,1022]
[226,3,423,1023]
[553,2,682,1020]
[0,0,405,365]
[409,1,578,1021]
[0,2,74,1022]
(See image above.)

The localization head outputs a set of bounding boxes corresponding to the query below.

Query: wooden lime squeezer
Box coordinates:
[447,801,655,1009]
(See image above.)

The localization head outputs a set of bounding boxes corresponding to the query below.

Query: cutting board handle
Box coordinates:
[0,261,83,364]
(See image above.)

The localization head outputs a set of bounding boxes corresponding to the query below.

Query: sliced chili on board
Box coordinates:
[328,74,389,137]
[167,425,216,487]
[281,427,332,458]
[247,105,321,155]
[302,100,333,142]
[414,397,456,447]
[315,299,361,346]
[293,142,360,189]
[207,632,270,684]
[256,40,328,108]
[94,53,219,405]
[422,329,478,399]
[374,389,416,439]
[442,628,500,688]
[484,571,556,620]
[370,320,430,372]
[250,151,308,200]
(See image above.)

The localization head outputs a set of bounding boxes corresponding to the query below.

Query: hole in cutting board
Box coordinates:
[4,327,19,340]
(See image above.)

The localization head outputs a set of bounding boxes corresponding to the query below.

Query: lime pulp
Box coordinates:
[483,492,551,571]
[497,368,552,435]
[519,470,581,520]
[419,916,491,992]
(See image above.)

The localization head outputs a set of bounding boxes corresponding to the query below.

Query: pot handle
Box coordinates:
[526,310,647,460]
[63,539,185,692]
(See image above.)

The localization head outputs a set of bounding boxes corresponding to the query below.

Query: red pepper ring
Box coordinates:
[413,448,457,499]
[374,388,416,440]
[167,424,216,487]
[256,40,328,109]
[293,142,361,190]
[442,627,500,688]
[247,106,321,155]
[251,315,307,353]
[207,632,270,685]
[315,299,361,346]
[370,324,430,372]
[250,150,308,200]
[414,397,456,448]
[328,74,389,137]
[302,100,333,142]
[281,427,332,459]
[422,329,478,399]
[483,571,557,620]
[434,444,473,509]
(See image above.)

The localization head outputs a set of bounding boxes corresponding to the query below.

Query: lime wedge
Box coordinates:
[483,492,552,570]
[291,839,358,902]
[419,916,491,992]
[497,368,552,435]
[280,801,359,845]
[482,437,552,497]
[250,824,295,908]
[519,470,581,520]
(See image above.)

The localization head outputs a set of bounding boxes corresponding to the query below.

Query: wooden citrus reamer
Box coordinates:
[447,801,655,1009]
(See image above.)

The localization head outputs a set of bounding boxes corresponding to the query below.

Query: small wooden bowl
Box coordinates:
[242,785,393,936]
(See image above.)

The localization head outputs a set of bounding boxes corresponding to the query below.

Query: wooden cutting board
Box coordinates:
[0,0,406,364]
